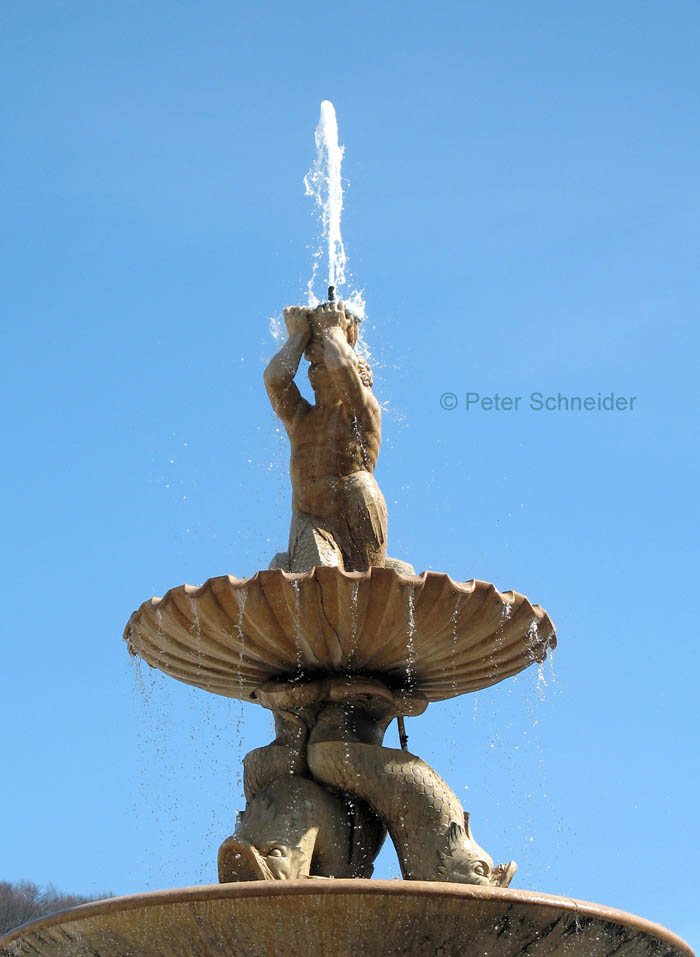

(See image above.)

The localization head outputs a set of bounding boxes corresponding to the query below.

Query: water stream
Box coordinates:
[304,100,365,318]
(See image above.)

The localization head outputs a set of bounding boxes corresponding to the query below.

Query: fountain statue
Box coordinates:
[213,294,527,888]
[1,101,692,957]
[264,300,394,574]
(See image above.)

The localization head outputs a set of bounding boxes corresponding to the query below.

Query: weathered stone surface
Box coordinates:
[124,566,556,702]
[308,741,515,886]
[217,775,380,882]
[1,881,692,956]
[264,302,388,573]
[219,674,509,888]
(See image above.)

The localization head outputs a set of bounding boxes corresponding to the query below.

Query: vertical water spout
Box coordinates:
[305,99,347,302]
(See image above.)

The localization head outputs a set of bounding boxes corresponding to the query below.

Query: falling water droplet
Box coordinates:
[291,579,303,676]
[405,584,416,687]
[346,579,360,670]
[234,585,248,743]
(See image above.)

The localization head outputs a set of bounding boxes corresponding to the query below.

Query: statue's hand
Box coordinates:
[283,306,312,345]
[310,302,347,338]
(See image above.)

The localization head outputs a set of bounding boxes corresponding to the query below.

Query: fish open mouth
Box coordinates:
[218,839,274,882]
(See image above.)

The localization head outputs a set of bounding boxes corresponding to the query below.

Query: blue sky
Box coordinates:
[1,0,698,950]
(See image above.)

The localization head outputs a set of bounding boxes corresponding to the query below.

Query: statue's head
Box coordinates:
[307,360,336,399]
[437,814,517,888]
[307,350,372,400]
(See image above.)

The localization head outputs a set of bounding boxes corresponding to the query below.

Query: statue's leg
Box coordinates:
[334,473,388,571]
[288,511,344,573]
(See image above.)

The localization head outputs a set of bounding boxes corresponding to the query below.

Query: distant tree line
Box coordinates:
[0,881,111,936]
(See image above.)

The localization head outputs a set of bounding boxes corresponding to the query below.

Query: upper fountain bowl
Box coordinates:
[124,567,556,703]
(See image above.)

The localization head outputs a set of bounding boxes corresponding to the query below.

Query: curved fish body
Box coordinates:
[308,741,515,887]
[218,775,354,882]
[220,739,385,883]
[242,743,307,802]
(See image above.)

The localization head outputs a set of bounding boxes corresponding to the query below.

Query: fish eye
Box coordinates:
[267,847,285,858]
[473,861,489,876]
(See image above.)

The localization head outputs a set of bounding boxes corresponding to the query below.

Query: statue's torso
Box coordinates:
[290,402,381,518]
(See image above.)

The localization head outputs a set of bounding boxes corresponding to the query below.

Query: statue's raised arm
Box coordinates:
[263,307,312,428]
[307,303,380,432]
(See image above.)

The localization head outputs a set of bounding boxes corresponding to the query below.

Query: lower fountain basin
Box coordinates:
[124,567,556,702]
[0,880,691,956]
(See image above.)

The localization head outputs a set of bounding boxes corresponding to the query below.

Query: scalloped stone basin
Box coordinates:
[0,881,692,957]
[124,567,556,702]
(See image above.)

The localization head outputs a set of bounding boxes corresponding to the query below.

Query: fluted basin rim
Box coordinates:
[124,567,557,703]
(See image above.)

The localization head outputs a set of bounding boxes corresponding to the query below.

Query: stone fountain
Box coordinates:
[1,107,692,957]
